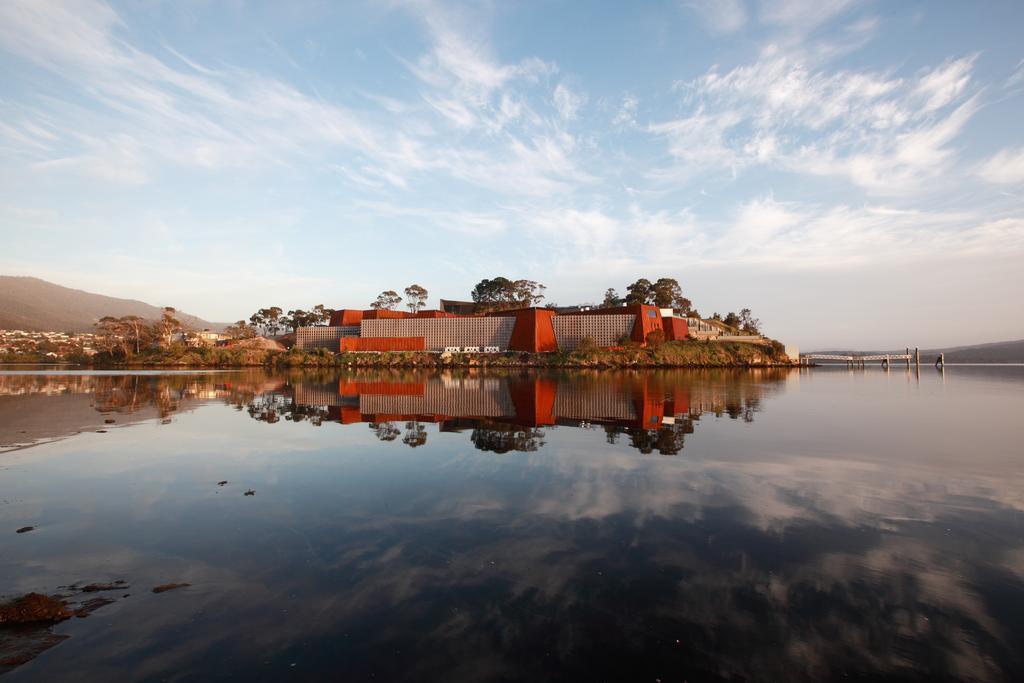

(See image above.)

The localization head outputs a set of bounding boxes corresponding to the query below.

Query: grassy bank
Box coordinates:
[85,339,793,369]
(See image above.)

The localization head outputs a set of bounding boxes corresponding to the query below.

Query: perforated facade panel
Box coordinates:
[552,382,637,420]
[552,314,635,350]
[295,326,360,350]
[359,380,514,417]
[360,318,515,352]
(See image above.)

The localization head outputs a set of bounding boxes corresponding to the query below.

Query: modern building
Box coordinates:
[295,304,690,353]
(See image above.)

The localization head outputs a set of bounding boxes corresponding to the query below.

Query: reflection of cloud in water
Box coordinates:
[3,368,1023,680]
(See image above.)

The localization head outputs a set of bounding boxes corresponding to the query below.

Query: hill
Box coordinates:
[0,276,224,332]
[810,340,1024,363]
[925,339,1024,363]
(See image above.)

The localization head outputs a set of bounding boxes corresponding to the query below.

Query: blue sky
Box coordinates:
[1,0,1022,348]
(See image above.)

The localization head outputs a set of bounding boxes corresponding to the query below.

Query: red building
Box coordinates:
[299,304,689,353]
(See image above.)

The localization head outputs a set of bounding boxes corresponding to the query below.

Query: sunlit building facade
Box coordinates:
[295,304,690,353]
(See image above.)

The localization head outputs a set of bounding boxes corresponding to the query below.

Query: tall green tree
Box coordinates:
[120,315,149,355]
[94,316,128,356]
[470,277,545,311]
[404,284,429,313]
[154,307,182,346]
[311,304,333,326]
[370,291,402,310]
[738,308,761,334]
[651,277,692,313]
[284,309,312,332]
[224,321,257,340]
[601,288,623,308]
[624,278,652,305]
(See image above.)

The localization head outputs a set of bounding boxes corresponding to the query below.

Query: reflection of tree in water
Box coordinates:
[368,421,427,447]
[471,422,546,453]
[403,421,427,448]
[369,422,400,442]
[246,393,330,425]
[604,418,695,455]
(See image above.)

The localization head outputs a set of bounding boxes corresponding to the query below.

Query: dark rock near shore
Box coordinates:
[81,581,127,593]
[152,583,190,594]
[0,594,71,626]
[0,586,121,674]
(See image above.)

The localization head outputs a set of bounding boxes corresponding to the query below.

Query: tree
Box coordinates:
[120,315,149,355]
[94,316,127,356]
[624,278,652,305]
[404,284,429,313]
[154,307,182,346]
[311,304,333,326]
[285,309,315,332]
[651,277,692,314]
[249,310,265,334]
[722,312,741,330]
[264,307,284,336]
[470,277,545,311]
[601,288,623,308]
[738,308,761,334]
[370,291,402,310]
[224,320,257,340]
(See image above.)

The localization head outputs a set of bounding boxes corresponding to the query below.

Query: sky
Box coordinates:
[1,0,1022,349]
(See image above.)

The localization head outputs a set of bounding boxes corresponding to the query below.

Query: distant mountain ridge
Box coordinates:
[810,339,1024,363]
[0,276,225,332]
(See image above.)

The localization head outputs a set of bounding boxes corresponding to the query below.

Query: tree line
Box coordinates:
[245,304,333,337]
[707,309,761,334]
[599,277,692,314]
[93,307,185,356]
[369,284,429,312]
[366,279,547,314]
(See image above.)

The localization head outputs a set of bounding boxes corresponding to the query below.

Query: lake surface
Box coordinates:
[1,366,1022,682]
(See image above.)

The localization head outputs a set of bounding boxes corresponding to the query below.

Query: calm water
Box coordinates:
[0,367,1022,682]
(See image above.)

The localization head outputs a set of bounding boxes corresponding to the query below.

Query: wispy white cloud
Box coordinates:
[553,83,584,120]
[612,94,639,127]
[914,56,976,112]
[977,146,1024,185]
[1006,58,1024,90]
[651,50,982,194]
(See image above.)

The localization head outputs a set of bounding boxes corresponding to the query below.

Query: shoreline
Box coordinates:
[71,340,799,369]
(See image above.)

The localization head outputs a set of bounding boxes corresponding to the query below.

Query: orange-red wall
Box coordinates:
[340,337,426,352]
[507,377,557,425]
[504,309,558,353]
[329,309,364,326]
[630,305,664,343]
[338,380,425,397]
[661,317,688,341]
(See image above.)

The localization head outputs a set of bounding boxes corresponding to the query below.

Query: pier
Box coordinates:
[802,348,944,369]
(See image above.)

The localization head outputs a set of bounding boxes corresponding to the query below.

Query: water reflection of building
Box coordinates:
[287,372,781,454]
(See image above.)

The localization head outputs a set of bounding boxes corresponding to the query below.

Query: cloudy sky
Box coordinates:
[1,0,1022,348]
